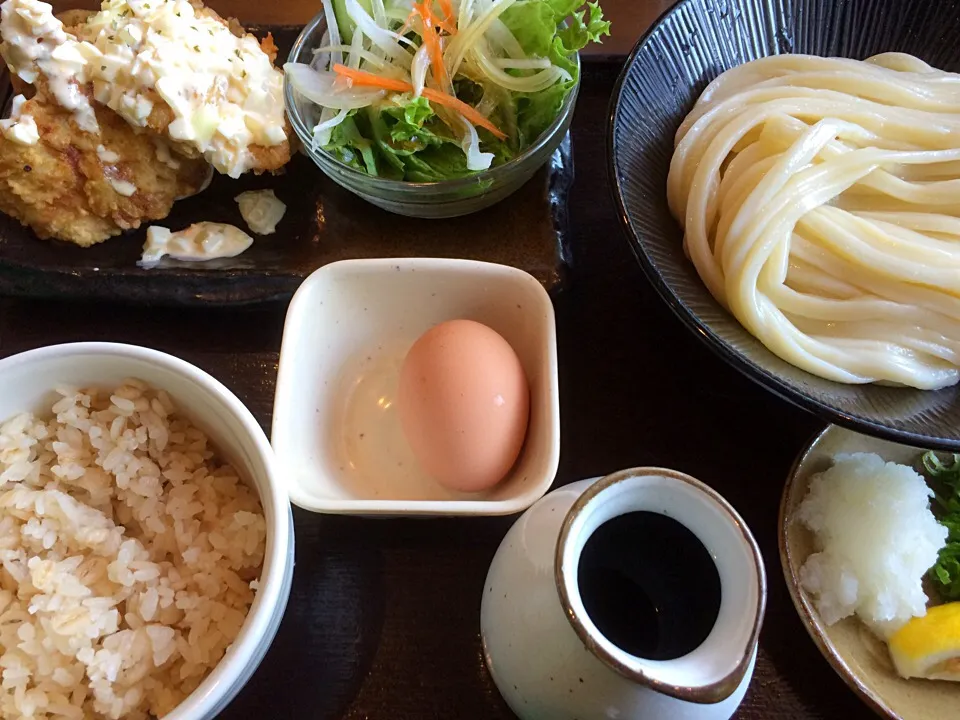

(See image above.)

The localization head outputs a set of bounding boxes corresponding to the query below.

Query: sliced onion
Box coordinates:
[368,0,391,65]
[370,0,389,28]
[459,117,494,171]
[458,0,475,30]
[475,86,499,117]
[384,0,411,23]
[321,0,343,69]
[472,40,563,92]
[411,43,430,97]
[486,18,526,59]
[315,31,332,61]
[285,63,385,110]
[314,108,350,148]
[312,45,388,69]
[312,106,336,149]
[446,0,517,78]
[493,57,551,70]
[346,0,415,64]
[435,36,456,95]
[349,22,365,69]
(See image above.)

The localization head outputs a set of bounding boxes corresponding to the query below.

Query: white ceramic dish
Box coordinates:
[481,469,765,720]
[272,258,560,516]
[0,343,294,720]
[780,425,951,720]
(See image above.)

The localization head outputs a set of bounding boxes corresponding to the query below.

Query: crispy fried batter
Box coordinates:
[260,31,279,63]
[0,95,211,246]
[57,9,95,35]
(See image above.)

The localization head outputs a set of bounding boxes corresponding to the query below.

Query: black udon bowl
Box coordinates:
[609,0,960,451]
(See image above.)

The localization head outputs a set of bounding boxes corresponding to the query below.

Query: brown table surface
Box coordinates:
[1,3,876,719]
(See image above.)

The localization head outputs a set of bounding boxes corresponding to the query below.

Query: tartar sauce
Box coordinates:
[83,0,286,177]
[153,137,180,169]
[0,93,39,145]
[105,174,137,196]
[140,222,253,266]
[94,143,137,195]
[0,0,98,133]
[235,189,286,235]
[96,144,119,164]
[0,0,287,176]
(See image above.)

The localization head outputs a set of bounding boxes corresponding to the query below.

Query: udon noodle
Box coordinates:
[667,53,960,390]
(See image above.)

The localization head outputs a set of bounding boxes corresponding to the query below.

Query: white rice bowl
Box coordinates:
[0,379,268,719]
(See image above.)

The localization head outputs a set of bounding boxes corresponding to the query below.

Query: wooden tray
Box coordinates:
[0,26,573,306]
[0,56,877,720]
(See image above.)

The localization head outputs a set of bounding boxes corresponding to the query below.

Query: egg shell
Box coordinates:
[398,319,530,493]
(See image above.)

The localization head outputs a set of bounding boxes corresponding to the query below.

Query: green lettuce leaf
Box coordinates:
[402,145,474,182]
[557,2,612,53]
[505,1,610,145]
[320,97,490,181]
[365,109,408,174]
[544,0,581,15]
[502,0,610,59]
[500,1,557,57]
[378,96,459,155]
[515,79,574,147]
[324,114,379,176]
[382,95,436,137]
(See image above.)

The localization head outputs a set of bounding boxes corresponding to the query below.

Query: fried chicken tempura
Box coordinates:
[0,0,293,246]
[64,5,290,175]
[73,0,291,177]
[0,94,211,246]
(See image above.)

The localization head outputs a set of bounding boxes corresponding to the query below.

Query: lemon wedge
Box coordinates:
[889,602,960,680]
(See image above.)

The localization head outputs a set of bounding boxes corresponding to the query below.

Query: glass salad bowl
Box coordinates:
[284,11,580,219]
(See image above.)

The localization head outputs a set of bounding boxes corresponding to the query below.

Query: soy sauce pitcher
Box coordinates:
[480,468,766,720]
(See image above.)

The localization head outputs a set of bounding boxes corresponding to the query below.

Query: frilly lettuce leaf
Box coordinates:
[501,1,557,57]
[503,0,610,60]
[505,1,610,147]
[558,2,612,53]
[381,95,436,141]
[325,114,379,176]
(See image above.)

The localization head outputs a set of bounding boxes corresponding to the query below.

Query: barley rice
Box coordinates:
[0,381,266,719]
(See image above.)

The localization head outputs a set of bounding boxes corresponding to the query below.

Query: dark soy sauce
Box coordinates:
[577,511,722,661]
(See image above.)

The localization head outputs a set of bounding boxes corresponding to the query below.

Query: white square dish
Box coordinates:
[272,258,560,516]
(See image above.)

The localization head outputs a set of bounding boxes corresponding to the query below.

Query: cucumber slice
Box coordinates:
[332,0,374,44]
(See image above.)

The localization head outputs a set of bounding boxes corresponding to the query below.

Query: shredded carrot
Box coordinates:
[421,87,506,140]
[414,1,450,88]
[331,65,506,140]
[437,0,455,24]
[332,64,412,92]
[434,0,458,36]
[398,9,417,35]
[436,16,458,35]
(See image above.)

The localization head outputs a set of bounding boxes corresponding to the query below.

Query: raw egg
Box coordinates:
[398,319,530,493]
